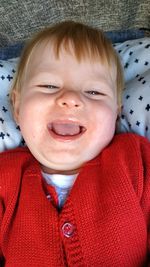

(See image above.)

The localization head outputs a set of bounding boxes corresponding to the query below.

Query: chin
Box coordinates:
[43,157,84,173]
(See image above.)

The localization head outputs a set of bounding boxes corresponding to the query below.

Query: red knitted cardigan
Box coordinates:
[0,133,150,266]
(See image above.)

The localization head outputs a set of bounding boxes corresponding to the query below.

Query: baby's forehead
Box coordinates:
[30,37,107,64]
[28,42,109,77]
[25,39,117,85]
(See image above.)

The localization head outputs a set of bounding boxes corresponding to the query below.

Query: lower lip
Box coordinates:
[47,128,85,142]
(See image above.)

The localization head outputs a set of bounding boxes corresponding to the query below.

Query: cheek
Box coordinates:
[18,103,33,126]
[86,104,117,152]
[18,93,46,121]
[90,102,117,131]
[17,100,43,138]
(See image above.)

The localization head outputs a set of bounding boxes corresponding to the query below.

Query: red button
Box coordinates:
[62,222,75,238]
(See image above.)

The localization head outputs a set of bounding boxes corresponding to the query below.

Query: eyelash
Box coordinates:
[85,90,105,96]
[38,85,59,89]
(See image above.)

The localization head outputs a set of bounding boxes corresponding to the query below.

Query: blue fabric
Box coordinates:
[0,29,145,60]
[0,43,24,60]
[106,29,145,43]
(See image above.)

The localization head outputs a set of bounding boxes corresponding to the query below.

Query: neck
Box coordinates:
[41,165,81,175]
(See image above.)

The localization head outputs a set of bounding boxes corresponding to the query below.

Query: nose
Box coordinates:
[56,90,84,109]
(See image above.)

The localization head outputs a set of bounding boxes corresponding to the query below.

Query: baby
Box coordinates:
[0,21,150,266]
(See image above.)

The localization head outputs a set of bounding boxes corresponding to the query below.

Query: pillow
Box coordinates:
[0,37,149,151]
[115,37,150,138]
[116,69,150,139]
[114,37,150,82]
[0,58,23,151]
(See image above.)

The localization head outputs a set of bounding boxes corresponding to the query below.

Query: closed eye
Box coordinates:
[38,84,59,89]
[85,90,106,96]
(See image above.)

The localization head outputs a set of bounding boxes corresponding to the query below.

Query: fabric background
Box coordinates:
[115,38,150,139]
[0,0,149,47]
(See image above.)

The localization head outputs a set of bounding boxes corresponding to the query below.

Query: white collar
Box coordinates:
[42,172,78,189]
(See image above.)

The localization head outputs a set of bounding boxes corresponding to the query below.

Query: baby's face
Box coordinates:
[14,43,118,174]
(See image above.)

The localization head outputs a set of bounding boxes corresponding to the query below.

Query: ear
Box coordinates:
[11,90,21,124]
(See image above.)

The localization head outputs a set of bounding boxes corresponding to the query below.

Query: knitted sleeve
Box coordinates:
[128,134,150,264]
[139,137,150,263]
[0,147,25,265]
[0,186,5,264]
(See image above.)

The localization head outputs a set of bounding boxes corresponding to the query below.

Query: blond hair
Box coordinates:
[10,20,124,107]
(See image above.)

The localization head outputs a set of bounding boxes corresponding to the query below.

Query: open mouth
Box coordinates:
[47,121,86,140]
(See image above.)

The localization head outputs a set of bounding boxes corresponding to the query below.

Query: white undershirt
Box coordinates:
[42,172,78,208]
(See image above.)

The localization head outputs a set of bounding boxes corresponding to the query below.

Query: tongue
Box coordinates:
[52,123,80,136]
